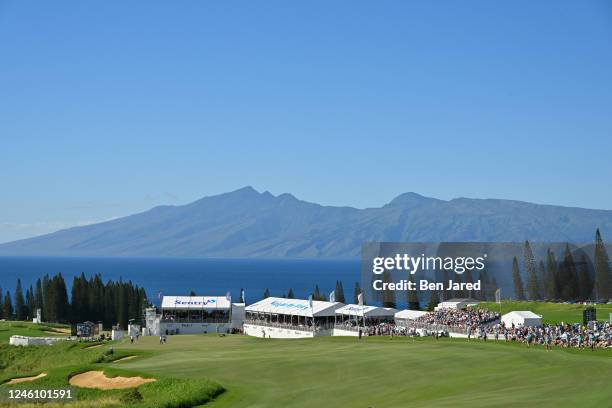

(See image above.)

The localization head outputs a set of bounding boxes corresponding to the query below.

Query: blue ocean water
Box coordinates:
[0,257,360,305]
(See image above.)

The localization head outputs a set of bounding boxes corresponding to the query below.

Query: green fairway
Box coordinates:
[115,334,612,408]
[478,301,612,324]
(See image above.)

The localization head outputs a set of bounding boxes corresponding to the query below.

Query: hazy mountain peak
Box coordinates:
[1,188,611,258]
[386,192,442,207]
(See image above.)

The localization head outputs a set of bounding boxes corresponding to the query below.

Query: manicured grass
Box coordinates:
[116,334,612,408]
[0,340,223,407]
[0,321,70,343]
[477,301,612,324]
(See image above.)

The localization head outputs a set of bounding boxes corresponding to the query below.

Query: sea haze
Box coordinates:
[0,256,359,305]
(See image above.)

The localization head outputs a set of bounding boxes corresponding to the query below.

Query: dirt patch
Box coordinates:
[6,373,47,384]
[69,371,155,390]
[113,355,137,363]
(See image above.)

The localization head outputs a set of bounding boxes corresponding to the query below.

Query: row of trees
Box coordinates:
[1,273,148,329]
[512,229,611,301]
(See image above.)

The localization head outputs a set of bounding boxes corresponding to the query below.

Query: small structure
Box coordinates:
[244,297,343,338]
[501,311,542,327]
[32,309,42,324]
[394,309,428,326]
[435,298,479,311]
[10,335,67,346]
[333,305,397,336]
[111,329,125,341]
[73,321,100,338]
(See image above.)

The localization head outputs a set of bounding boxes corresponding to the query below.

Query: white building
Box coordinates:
[435,298,479,311]
[145,296,245,335]
[333,305,397,336]
[394,309,428,327]
[501,311,542,327]
[244,297,343,338]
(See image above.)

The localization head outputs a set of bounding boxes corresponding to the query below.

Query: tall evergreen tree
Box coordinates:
[558,244,579,300]
[425,289,439,311]
[3,291,13,320]
[543,249,558,300]
[353,282,361,304]
[512,256,525,300]
[34,278,43,317]
[14,279,25,321]
[26,285,35,319]
[263,288,270,299]
[594,228,611,301]
[524,241,539,301]
[287,288,295,299]
[381,271,396,308]
[407,273,420,310]
[335,281,346,303]
[464,269,474,299]
[537,260,546,300]
[578,254,593,300]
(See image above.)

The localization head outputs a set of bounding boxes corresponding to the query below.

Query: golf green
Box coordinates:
[116,334,612,407]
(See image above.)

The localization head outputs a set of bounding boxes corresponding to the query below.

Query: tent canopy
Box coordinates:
[395,309,428,320]
[161,296,231,310]
[245,297,342,317]
[335,304,397,317]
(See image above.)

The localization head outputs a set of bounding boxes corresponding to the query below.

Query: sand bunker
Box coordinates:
[113,355,137,363]
[69,371,155,390]
[6,373,47,384]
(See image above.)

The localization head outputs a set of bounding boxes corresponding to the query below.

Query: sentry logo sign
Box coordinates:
[174,299,217,306]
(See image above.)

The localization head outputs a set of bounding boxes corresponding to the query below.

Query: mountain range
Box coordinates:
[1,186,611,258]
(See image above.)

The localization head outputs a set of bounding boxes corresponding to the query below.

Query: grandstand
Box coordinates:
[244,297,342,338]
[145,296,245,335]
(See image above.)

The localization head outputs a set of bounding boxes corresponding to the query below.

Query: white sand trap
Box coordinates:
[69,371,155,390]
[6,373,47,384]
[113,355,137,363]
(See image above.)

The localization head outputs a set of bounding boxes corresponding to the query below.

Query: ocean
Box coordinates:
[0,256,360,305]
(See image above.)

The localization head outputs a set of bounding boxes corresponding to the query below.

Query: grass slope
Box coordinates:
[117,334,612,408]
[0,321,70,343]
[478,301,612,324]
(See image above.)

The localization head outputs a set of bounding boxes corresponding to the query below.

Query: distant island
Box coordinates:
[1,186,612,258]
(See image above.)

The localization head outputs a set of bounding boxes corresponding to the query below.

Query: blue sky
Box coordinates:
[1,1,611,243]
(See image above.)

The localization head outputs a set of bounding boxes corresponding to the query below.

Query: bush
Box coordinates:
[120,388,144,404]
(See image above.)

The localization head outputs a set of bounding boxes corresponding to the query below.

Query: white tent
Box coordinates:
[435,298,479,311]
[501,311,542,327]
[245,297,342,317]
[335,304,397,318]
[394,309,428,320]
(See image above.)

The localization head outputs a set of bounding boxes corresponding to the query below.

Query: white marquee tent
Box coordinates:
[501,311,542,327]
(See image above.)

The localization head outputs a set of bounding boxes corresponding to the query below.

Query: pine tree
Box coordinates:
[313,285,322,301]
[407,273,419,310]
[335,281,346,303]
[381,271,396,308]
[578,254,593,300]
[263,288,270,299]
[512,256,525,300]
[353,282,361,304]
[538,260,546,300]
[26,285,34,319]
[464,269,474,299]
[15,279,25,321]
[524,241,539,301]
[287,288,295,299]
[544,249,558,300]
[425,289,439,311]
[594,228,611,301]
[189,290,196,296]
[34,278,43,317]
[3,291,13,320]
[559,244,579,300]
